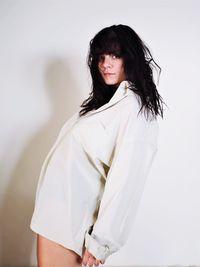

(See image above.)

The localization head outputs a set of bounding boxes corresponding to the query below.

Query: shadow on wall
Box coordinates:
[0,58,81,266]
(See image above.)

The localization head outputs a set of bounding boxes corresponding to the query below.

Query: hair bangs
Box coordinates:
[95,40,122,57]
[91,31,123,60]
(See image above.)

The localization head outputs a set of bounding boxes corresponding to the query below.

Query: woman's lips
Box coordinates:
[103,73,115,76]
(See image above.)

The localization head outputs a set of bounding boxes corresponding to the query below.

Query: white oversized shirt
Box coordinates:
[30,80,159,262]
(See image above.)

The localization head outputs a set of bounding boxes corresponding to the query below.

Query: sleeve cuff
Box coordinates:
[84,228,120,261]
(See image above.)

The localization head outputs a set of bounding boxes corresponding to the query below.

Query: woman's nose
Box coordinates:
[101,55,112,69]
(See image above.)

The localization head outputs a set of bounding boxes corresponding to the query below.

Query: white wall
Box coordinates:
[0,1,199,266]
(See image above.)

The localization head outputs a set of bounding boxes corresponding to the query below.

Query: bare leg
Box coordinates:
[37,234,82,267]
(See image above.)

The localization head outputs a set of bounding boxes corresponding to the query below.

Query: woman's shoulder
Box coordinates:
[118,93,159,142]
[119,92,156,122]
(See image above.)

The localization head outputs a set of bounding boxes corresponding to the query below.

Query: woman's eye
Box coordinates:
[99,55,105,61]
[98,54,120,62]
[111,54,120,59]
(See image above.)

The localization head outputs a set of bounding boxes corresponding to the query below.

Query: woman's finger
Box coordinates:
[87,255,96,267]
[82,249,91,265]
[94,259,101,266]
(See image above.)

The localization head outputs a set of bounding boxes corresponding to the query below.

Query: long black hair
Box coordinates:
[79,24,166,120]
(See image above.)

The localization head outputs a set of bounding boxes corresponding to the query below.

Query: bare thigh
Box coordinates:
[37,234,82,267]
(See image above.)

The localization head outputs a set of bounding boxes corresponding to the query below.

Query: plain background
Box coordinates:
[0,0,199,266]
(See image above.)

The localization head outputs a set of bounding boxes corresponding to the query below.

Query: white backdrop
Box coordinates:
[0,1,199,266]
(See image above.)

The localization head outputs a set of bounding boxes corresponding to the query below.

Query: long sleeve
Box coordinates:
[84,109,159,262]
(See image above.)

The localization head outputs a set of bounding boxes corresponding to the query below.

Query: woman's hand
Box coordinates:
[82,248,105,266]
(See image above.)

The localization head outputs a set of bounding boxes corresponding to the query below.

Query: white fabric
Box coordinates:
[30,80,159,262]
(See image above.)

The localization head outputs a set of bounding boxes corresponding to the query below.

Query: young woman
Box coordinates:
[30,24,165,267]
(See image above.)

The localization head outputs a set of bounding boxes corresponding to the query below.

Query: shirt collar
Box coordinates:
[108,80,132,105]
[81,80,134,118]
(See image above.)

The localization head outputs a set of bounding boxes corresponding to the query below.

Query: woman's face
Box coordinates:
[98,54,126,86]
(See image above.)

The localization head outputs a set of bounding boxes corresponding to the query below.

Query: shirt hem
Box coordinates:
[30,223,83,258]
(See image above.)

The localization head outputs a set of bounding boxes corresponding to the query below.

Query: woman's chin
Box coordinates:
[104,79,120,85]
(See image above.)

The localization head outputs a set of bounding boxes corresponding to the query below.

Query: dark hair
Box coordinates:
[79,24,166,120]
